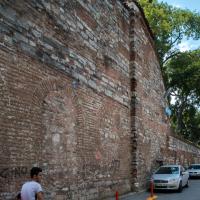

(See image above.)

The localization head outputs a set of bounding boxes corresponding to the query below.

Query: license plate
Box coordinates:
[156,183,166,186]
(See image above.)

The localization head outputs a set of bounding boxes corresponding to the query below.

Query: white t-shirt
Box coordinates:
[21,181,43,200]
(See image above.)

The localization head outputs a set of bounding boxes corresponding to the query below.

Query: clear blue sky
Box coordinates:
[158,0,200,12]
[158,0,200,51]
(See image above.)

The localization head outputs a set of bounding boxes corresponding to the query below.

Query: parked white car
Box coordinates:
[187,164,200,178]
[152,165,189,192]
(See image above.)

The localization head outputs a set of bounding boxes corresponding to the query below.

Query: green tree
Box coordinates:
[165,50,200,144]
[138,0,200,66]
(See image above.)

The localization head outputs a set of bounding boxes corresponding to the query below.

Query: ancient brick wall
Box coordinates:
[129,2,168,189]
[1,0,200,199]
[0,1,132,199]
[163,135,200,166]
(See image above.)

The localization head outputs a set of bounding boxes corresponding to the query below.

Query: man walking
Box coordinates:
[21,167,43,200]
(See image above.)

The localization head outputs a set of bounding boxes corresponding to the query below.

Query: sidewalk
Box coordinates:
[107,191,151,200]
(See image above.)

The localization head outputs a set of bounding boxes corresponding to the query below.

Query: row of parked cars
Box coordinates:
[151,164,200,192]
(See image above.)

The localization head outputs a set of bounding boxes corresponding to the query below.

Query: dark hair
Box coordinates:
[15,192,21,200]
[30,167,42,178]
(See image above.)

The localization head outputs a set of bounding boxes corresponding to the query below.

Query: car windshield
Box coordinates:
[188,165,200,170]
[155,167,179,174]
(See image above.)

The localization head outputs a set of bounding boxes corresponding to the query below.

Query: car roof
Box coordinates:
[189,164,200,165]
[160,165,180,167]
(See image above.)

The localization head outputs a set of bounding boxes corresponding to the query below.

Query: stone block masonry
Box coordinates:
[0,0,200,200]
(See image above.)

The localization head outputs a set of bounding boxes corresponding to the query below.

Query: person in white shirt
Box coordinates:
[21,167,43,200]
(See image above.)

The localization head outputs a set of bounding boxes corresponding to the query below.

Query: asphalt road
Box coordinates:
[118,179,200,200]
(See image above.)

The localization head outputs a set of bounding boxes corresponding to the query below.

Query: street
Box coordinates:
[119,179,200,200]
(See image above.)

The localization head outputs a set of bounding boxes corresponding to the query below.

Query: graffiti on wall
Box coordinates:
[0,159,120,179]
[0,166,28,179]
[0,165,49,179]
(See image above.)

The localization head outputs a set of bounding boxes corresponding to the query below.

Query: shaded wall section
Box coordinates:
[129,1,200,191]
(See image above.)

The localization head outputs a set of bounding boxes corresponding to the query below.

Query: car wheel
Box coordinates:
[178,181,183,192]
[185,179,189,187]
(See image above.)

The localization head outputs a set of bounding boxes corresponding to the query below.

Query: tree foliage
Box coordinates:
[138,0,200,66]
[166,50,200,144]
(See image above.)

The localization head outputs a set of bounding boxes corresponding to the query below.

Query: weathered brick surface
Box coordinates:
[0,1,131,199]
[0,0,200,199]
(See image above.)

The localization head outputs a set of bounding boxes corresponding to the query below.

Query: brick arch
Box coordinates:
[41,87,80,185]
[31,77,68,106]
[19,77,70,166]
[27,77,86,183]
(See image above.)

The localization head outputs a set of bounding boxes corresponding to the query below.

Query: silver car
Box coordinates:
[152,165,189,192]
[187,164,200,178]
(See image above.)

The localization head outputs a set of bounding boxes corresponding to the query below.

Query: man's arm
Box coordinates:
[36,192,43,200]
